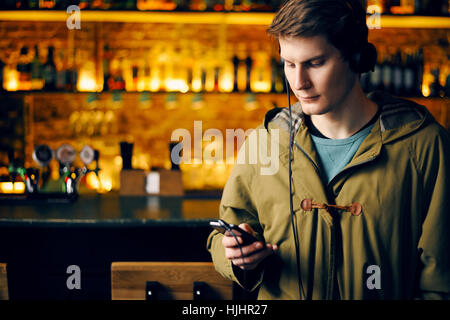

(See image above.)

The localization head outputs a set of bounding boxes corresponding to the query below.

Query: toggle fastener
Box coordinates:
[300,198,362,216]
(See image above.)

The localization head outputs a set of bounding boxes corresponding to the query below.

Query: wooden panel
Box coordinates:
[0,263,8,300]
[111,262,232,300]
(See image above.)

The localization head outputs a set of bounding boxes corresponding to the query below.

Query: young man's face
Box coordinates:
[279,35,358,116]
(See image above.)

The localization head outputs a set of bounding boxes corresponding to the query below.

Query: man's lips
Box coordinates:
[299,95,320,100]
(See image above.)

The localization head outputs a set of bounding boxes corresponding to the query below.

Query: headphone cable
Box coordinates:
[286,77,306,300]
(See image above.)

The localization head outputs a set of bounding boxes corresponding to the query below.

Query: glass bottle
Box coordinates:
[17,46,32,91]
[31,45,44,91]
[43,46,57,91]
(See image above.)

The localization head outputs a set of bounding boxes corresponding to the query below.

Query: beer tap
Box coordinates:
[80,145,100,177]
[30,144,54,193]
[55,144,78,195]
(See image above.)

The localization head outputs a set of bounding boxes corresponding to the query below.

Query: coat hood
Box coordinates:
[264,91,433,145]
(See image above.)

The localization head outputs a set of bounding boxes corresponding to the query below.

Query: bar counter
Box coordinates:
[0,192,225,300]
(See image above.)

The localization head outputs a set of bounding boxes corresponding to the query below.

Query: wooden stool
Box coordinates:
[111,262,233,300]
[0,263,8,300]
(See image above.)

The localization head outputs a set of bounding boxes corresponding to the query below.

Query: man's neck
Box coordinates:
[309,84,379,139]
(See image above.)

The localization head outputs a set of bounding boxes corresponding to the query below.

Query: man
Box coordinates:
[207,0,450,299]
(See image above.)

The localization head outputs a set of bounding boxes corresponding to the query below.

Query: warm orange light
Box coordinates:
[251,81,271,93]
[4,68,19,91]
[85,171,99,189]
[165,79,189,93]
[422,84,430,97]
[77,71,97,92]
[13,182,25,193]
[219,74,234,93]
[0,182,25,194]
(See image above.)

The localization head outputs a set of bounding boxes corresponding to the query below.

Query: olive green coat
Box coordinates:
[207,92,450,300]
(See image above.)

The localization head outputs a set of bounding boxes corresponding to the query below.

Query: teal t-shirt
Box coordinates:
[309,121,376,183]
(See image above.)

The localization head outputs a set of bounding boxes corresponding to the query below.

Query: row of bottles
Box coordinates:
[360,47,449,98]
[2,42,287,94]
[1,0,281,12]
[5,42,450,97]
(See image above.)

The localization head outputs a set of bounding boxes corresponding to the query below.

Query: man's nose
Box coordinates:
[294,66,311,90]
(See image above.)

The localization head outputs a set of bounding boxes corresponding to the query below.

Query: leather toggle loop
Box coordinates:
[300,199,362,216]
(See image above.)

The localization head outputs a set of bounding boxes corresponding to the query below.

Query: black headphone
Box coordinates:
[344,0,378,73]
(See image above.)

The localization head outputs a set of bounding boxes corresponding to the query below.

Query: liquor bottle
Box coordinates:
[392,50,404,96]
[415,48,424,97]
[381,52,393,93]
[102,45,111,91]
[31,45,44,91]
[245,54,253,92]
[66,48,78,92]
[232,54,240,92]
[402,51,415,96]
[429,69,445,97]
[55,48,67,91]
[116,58,125,91]
[444,73,450,97]
[132,61,139,92]
[370,51,383,91]
[17,46,32,91]
[43,46,56,91]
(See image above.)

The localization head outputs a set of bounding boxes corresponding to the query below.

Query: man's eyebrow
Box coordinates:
[281,54,326,64]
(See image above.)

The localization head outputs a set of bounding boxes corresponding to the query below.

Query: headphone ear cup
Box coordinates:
[357,42,378,73]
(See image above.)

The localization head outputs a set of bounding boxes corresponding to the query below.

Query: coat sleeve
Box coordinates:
[416,124,450,299]
[206,132,266,291]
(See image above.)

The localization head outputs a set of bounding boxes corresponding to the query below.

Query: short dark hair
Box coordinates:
[267,0,369,62]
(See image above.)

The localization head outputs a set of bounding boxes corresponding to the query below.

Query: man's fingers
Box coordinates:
[222,233,244,247]
[238,223,255,235]
[224,241,265,260]
[231,247,275,270]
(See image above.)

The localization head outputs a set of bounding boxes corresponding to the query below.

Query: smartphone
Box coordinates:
[209,219,263,246]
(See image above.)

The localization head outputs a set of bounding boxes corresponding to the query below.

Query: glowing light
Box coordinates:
[137,79,146,92]
[98,172,112,193]
[13,182,25,193]
[85,171,99,189]
[422,84,430,97]
[114,155,123,167]
[165,79,189,93]
[0,182,25,194]
[0,182,13,193]
[77,71,97,92]
[251,81,271,93]
[219,74,234,93]
[150,77,161,92]
[4,68,19,91]
[191,78,202,92]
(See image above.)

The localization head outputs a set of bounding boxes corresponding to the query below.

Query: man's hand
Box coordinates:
[222,223,278,270]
